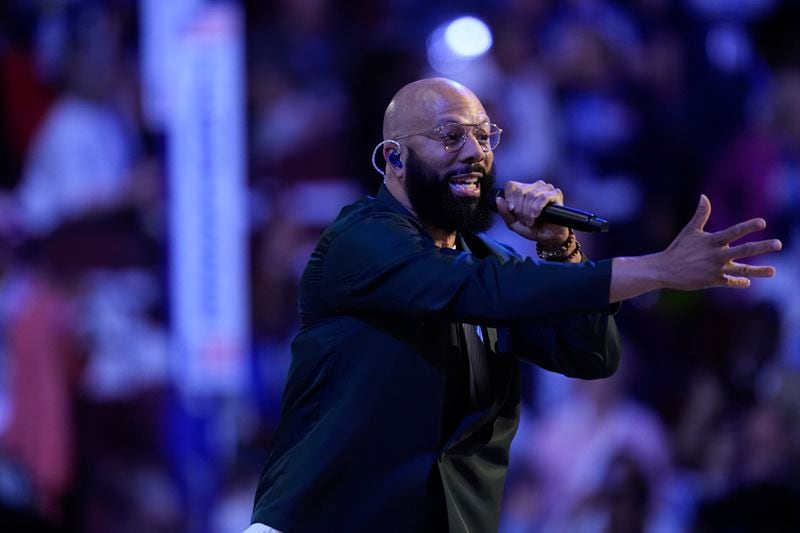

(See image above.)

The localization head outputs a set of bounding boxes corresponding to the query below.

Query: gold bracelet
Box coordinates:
[537,229,580,262]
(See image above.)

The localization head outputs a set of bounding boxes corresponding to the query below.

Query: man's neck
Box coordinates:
[426,226,457,249]
[385,179,456,248]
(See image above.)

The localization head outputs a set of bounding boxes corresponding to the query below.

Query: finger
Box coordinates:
[531,190,559,221]
[553,187,564,206]
[722,238,782,261]
[721,262,776,278]
[495,197,517,226]
[504,181,523,212]
[712,218,766,245]
[529,181,554,196]
[721,274,751,289]
[520,191,538,226]
[687,194,712,232]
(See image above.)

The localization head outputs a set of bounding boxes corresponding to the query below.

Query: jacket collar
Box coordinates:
[375,183,415,217]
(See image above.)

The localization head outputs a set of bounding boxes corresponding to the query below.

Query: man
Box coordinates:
[248,78,781,532]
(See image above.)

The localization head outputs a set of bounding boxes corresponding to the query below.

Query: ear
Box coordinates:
[384,148,403,177]
[390,151,404,169]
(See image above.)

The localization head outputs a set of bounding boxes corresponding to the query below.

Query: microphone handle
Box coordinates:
[490,188,609,233]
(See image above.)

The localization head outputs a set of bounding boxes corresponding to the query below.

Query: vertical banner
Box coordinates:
[168,2,248,396]
[139,0,202,130]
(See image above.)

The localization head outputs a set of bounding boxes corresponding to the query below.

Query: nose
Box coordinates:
[458,130,486,164]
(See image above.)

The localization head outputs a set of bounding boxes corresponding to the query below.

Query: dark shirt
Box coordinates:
[441,323,473,446]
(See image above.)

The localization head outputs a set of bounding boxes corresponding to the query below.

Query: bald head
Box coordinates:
[382,78,486,140]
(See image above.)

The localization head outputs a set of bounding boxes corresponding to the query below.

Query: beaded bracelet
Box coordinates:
[536,228,581,262]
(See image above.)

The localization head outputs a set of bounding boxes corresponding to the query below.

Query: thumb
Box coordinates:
[688,194,711,231]
[496,197,517,226]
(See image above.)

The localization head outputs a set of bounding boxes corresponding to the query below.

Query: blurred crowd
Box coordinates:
[0,0,798,532]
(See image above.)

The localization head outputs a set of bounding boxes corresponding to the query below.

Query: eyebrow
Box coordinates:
[435,118,492,126]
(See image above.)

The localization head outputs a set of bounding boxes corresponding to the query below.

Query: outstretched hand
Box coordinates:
[662,195,781,290]
[610,195,782,303]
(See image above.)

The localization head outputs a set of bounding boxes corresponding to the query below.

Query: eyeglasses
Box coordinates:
[394,122,502,153]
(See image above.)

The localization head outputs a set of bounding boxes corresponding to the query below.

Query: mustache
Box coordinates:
[443,164,490,180]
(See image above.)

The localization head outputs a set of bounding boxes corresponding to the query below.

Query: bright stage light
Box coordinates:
[443,16,493,58]
[427,16,493,75]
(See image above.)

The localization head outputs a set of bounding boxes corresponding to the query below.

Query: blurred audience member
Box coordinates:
[512,362,674,531]
[0,239,83,522]
[15,4,138,235]
[693,401,800,533]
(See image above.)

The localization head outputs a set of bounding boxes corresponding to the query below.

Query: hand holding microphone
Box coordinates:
[489,180,608,256]
[489,180,609,233]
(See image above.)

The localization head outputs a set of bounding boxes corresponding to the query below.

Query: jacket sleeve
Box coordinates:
[509,309,621,379]
[502,245,622,379]
[318,213,613,326]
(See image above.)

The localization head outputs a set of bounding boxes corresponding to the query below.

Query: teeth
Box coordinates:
[449,177,479,184]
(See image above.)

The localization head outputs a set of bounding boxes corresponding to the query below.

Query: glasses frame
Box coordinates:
[393,121,502,153]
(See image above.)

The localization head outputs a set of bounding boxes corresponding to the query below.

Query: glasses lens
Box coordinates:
[439,123,466,151]
[437,123,502,151]
[468,124,501,151]
[473,124,494,150]
[486,124,501,150]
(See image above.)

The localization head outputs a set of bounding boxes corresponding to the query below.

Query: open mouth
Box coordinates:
[448,173,481,197]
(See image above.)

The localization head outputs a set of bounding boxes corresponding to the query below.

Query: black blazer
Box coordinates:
[252,185,620,532]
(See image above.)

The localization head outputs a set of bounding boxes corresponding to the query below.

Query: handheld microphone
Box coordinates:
[489,188,609,233]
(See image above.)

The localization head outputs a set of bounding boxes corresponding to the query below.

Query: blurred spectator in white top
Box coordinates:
[16,3,138,235]
[506,356,677,532]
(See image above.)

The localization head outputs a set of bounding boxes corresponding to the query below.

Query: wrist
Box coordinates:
[623,254,668,289]
[537,231,571,252]
[565,245,582,263]
[609,253,668,303]
[537,229,581,262]
[642,252,669,289]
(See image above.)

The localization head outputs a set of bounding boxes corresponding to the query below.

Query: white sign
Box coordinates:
[167,2,248,395]
[140,0,202,129]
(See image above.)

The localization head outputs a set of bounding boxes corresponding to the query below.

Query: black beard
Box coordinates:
[403,149,496,235]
